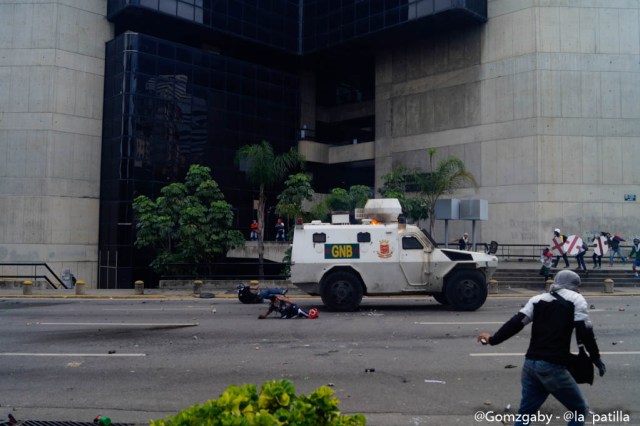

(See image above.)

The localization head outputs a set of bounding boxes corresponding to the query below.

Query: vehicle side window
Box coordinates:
[402,236,423,250]
[357,232,371,243]
[312,233,326,243]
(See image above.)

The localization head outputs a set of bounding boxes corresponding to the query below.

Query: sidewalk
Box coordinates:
[1,284,639,299]
[1,260,638,299]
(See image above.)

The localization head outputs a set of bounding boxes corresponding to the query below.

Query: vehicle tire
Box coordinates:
[320,270,363,311]
[432,293,449,305]
[445,271,487,311]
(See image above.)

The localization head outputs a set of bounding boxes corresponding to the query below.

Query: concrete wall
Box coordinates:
[0,0,112,286]
[227,242,290,263]
[376,0,640,247]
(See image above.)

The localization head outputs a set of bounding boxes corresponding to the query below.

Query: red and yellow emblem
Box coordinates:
[377,240,393,258]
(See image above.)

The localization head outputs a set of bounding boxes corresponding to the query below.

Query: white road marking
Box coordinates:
[470,351,640,357]
[414,321,504,325]
[0,352,146,357]
[36,322,198,327]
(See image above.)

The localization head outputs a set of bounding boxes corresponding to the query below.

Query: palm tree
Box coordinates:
[235,141,305,277]
[419,148,478,234]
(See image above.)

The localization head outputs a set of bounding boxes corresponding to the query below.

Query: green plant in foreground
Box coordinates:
[150,379,366,426]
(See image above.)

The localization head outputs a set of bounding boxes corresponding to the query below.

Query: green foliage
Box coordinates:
[276,173,314,220]
[347,185,371,209]
[379,167,429,223]
[325,188,351,212]
[150,379,366,426]
[379,152,476,232]
[132,164,245,274]
[307,185,372,223]
[419,150,478,233]
[235,141,305,189]
[378,165,411,199]
[235,141,305,277]
[323,186,373,213]
[403,197,430,223]
[308,201,330,222]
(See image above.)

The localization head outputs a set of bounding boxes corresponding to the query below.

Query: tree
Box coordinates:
[307,185,373,223]
[379,166,429,223]
[325,188,352,212]
[132,164,245,274]
[418,148,478,234]
[235,141,305,277]
[348,185,372,209]
[276,173,314,226]
[378,150,477,233]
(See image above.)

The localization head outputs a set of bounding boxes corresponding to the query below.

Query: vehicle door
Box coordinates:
[399,234,428,286]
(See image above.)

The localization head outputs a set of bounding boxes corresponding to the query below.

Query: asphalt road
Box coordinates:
[0,295,638,425]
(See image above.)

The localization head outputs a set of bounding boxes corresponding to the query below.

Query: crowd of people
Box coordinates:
[541,229,640,281]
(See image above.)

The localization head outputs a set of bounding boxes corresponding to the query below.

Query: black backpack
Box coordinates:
[238,286,262,304]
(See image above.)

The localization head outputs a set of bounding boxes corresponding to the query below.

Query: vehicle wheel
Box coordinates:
[432,293,449,305]
[320,271,363,311]
[445,271,487,311]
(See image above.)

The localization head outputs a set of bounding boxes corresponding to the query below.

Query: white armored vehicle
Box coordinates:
[290,199,498,311]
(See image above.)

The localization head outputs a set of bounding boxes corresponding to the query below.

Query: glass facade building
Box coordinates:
[101,0,486,287]
[100,32,299,286]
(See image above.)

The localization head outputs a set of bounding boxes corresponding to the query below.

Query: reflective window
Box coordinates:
[402,236,424,250]
[100,32,299,285]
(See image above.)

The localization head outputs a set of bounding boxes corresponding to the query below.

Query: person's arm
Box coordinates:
[573,295,606,376]
[478,312,529,345]
[258,299,278,319]
[478,297,535,345]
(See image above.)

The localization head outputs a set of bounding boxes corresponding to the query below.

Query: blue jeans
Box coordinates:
[257,288,286,301]
[609,247,626,265]
[515,359,589,426]
[575,252,587,271]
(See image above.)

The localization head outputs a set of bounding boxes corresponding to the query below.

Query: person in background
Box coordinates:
[477,270,605,426]
[237,280,287,304]
[275,218,286,241]
[575,240,588,276]
[249,219,258,241]
[591,233,606,270]
[539,247,554,282]
[458,232,469,250]
[629,238,640,279]
[258,294,318,319]
[606,232,627,266]
[552,228,570,268]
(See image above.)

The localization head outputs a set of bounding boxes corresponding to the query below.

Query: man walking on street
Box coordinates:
[477,270,605,425]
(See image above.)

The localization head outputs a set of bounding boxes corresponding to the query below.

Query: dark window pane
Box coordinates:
[313,233,326,243]
[402,237,423,250]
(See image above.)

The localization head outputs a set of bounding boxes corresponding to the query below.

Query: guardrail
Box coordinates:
[471,242,634,262]
[0,262,67,289]
[160,261,289,281]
